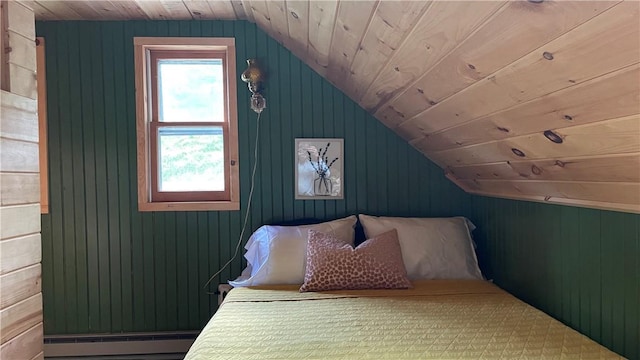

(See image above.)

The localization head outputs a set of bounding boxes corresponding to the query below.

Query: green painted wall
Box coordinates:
[471,197,639,359]
[36,20,471,335]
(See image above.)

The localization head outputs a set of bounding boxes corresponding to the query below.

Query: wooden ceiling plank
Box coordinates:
[417,63,640,151]
[284,0,310,66]
[134,0,192,20]
[49,0,131,20]
[53,1,105,19]
[32,1,84,20]
[462,178,640,207]
[375,1,620,128]
[229,1,246,20]
[325,0,378,89]
[343,1,429,100]
[108,1,150,20]
[87,1,133,20]
[182,1,217,19]
[306,0,339,76]
[449,153,640,183]
[465,187,640,214]
[206,0,237,19]
[265,1,291,47]
[20,1,56,20]
[359,1,504,111]
[248,1,273,34]
[425,114,640,167]
[409,2,639,137]
[160,1,193,19]
[239,0,255,23]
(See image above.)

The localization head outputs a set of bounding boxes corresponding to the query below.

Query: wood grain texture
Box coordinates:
[448,153,640,183]
[0,138,38,172]
[0,91,38,142]
[0,293,42,344]
[6,30,36,71]
[463,179,640,206]
[359,1,503,111]
[1,2,42,355]
[265,1,290,46]
[239,0,255,23]
[427,114,640,167]
[0,204,40,240]
[284,1,309,63]
[345,1,429,99]
[410,2,640,135]
[326,0,377,86]
[7,63,36,99]
[0,264,41,309]
[108,1,150,20]
[248,1,274,39]
[376,1,617,125]
[36,37,48,213]
[470,188,640,214]
[5,1,34,38]
[32,1,82,19]
[182,0,216,19]
[208,1,236,19]
[0,322,43,360]
[411,64,640,150]
[0,234,41,275]
[21,1,57,20]
[0,173,39,206]
[134,1,191,20]
[306,0,338,76]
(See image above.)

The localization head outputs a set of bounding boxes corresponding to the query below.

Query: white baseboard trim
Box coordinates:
[44,332,198,357]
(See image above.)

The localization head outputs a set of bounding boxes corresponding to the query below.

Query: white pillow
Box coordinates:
[229,216,357,286]
[358,214,483,280]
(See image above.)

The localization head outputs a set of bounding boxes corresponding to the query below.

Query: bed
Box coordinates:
[186,215,621,359]
[185,280,621,359]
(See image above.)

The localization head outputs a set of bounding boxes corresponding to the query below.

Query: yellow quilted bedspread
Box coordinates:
[185,280,622,359]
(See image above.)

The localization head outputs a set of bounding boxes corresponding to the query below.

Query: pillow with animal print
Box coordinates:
[300,229,411,292]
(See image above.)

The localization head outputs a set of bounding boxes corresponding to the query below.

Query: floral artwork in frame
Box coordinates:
[295,138,343,200]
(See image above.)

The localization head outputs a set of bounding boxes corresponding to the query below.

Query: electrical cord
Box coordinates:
[204,111,262,293]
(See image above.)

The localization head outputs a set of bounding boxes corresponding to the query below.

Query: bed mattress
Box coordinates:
[185,280,621,359]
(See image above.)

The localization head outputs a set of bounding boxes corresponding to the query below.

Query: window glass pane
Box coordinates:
[158,59,224,122]
[158,126,225,191]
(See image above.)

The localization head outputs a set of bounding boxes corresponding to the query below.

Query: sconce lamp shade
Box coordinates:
[241,59,266,113]
[241,59,264,94]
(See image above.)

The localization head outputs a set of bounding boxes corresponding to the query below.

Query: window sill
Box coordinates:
[138,201,239,212]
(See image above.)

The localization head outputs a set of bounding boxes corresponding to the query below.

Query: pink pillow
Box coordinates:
[300,229,412,292]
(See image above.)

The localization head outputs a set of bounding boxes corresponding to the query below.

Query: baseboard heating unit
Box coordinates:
[44,331,198,357]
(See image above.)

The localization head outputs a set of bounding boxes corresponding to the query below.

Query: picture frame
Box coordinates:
[295,138,343,200]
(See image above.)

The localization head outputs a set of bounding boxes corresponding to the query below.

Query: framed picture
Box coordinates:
[295,138,343,200]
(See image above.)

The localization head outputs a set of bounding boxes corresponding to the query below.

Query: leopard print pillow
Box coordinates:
[300,229,412,292]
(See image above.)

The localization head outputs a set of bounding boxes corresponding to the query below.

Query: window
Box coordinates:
[134,38,239,211]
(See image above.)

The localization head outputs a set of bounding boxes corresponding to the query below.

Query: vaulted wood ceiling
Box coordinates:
[27,0,640,213]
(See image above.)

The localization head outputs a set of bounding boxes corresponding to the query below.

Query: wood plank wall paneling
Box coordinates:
[0,2,43,357]
[470,196,640,360]
[35,20,473,335]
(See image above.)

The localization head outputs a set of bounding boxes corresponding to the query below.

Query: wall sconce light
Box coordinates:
[241,59,266,113]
